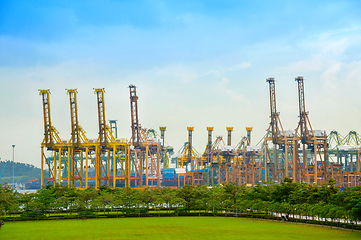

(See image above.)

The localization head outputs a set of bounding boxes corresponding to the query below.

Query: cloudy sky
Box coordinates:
[1,0,361,167]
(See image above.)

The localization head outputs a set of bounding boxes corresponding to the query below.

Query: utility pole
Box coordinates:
[12,145,15,188]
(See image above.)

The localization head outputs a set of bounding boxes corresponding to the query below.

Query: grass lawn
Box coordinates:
[1,217,360,240]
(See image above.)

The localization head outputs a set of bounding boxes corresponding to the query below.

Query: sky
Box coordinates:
[1,0,361,167]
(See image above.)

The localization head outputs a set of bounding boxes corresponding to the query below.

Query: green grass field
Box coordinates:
[1,217,360,240]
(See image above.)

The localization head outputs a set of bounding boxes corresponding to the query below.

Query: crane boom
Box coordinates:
[187,127,194,165]
[94,88,107,146]
[67,89,80,146]
[129,85,140,147]
[39,89,53,147]
[296,76,308,143]
[266,78,278,144]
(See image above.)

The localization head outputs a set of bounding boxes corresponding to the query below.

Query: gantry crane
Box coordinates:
[327,130,361,187]
[201,128,239,185]
[94,88,128,189]
[177,127,199,170]
[229,127,262,186]
[40,88,128,190]
[66,89,99,189]
[293,77,328,184]
[146,127,174,169]
[39,89,66,188]
[159,127,168,168]
[128,85,160,188]
[67,89,84,188]
[178,127,213,186]
[264,78,295,183]
[158,127,174,169]
[93,88,109,188]
[238,127,258,186]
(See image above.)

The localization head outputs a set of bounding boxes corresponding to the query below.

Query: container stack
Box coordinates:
[175,168,186,179]
[163,168,176,180]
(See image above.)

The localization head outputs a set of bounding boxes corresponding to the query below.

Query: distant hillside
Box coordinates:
[0,160,41,184]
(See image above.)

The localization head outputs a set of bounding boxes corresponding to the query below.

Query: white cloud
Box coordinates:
[345,61,361,86]
[227,62,251,71]
[320,63,341,90]
[156,65,197,82]
[216,77,244,101]
[280,57,324,73]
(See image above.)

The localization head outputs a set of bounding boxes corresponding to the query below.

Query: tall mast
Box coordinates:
[129,85,140,147]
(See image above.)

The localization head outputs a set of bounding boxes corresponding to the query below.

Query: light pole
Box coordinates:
[12,145,15,188]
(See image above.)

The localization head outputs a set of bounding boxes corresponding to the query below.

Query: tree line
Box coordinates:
[0,161,40,184]
[1,178,361,230]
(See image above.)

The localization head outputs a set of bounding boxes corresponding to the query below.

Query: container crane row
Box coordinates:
[38,77,360,190]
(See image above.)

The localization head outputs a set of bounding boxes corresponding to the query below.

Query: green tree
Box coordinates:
[112,190,123,218]
[0,184,16,219]
[138,188,155,213]
[194,186,210,216]
[246,183,272,202]
[160,188,176,213]
[209,187,222,215]
[270,177,299,203]
[90,198,102,218]
[28,199,43,221]
[59,194,71,216]
[154,195,165,217]
[176,185,195,211]
[36,187,55,217]
[98,192,112,215]
[236,199,249,217]
[49,198,63,220]
[77,188,97,210]
[120,188,136,216]
[71,198,85,219]
[170,197,187,217]
[18,192,35,213]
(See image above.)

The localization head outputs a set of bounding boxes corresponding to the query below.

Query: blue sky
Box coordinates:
[1,1,361,167]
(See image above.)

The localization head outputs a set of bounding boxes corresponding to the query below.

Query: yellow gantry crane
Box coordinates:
[66,89,94,189]
[177,127,199,170]
[39,89,66,188]
[94,88,128,189]
[40,88,128,190]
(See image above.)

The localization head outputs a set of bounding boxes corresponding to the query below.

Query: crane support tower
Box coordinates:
[246,127,253,144]
[293,77,328,185]
[129,85,140,147]
[67,89,87,188]
[188,127,194,168]
[159,127,169,168]
[109,120,118,138]
[177,127,200,170]
[93,88,109,188]
[92,88,128,189]
[264,78,295,183]
[207,127,214,154]
[39,89,67,188]
[128,85,160,189]
[238,127,261,186]
[227,127,233,146]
